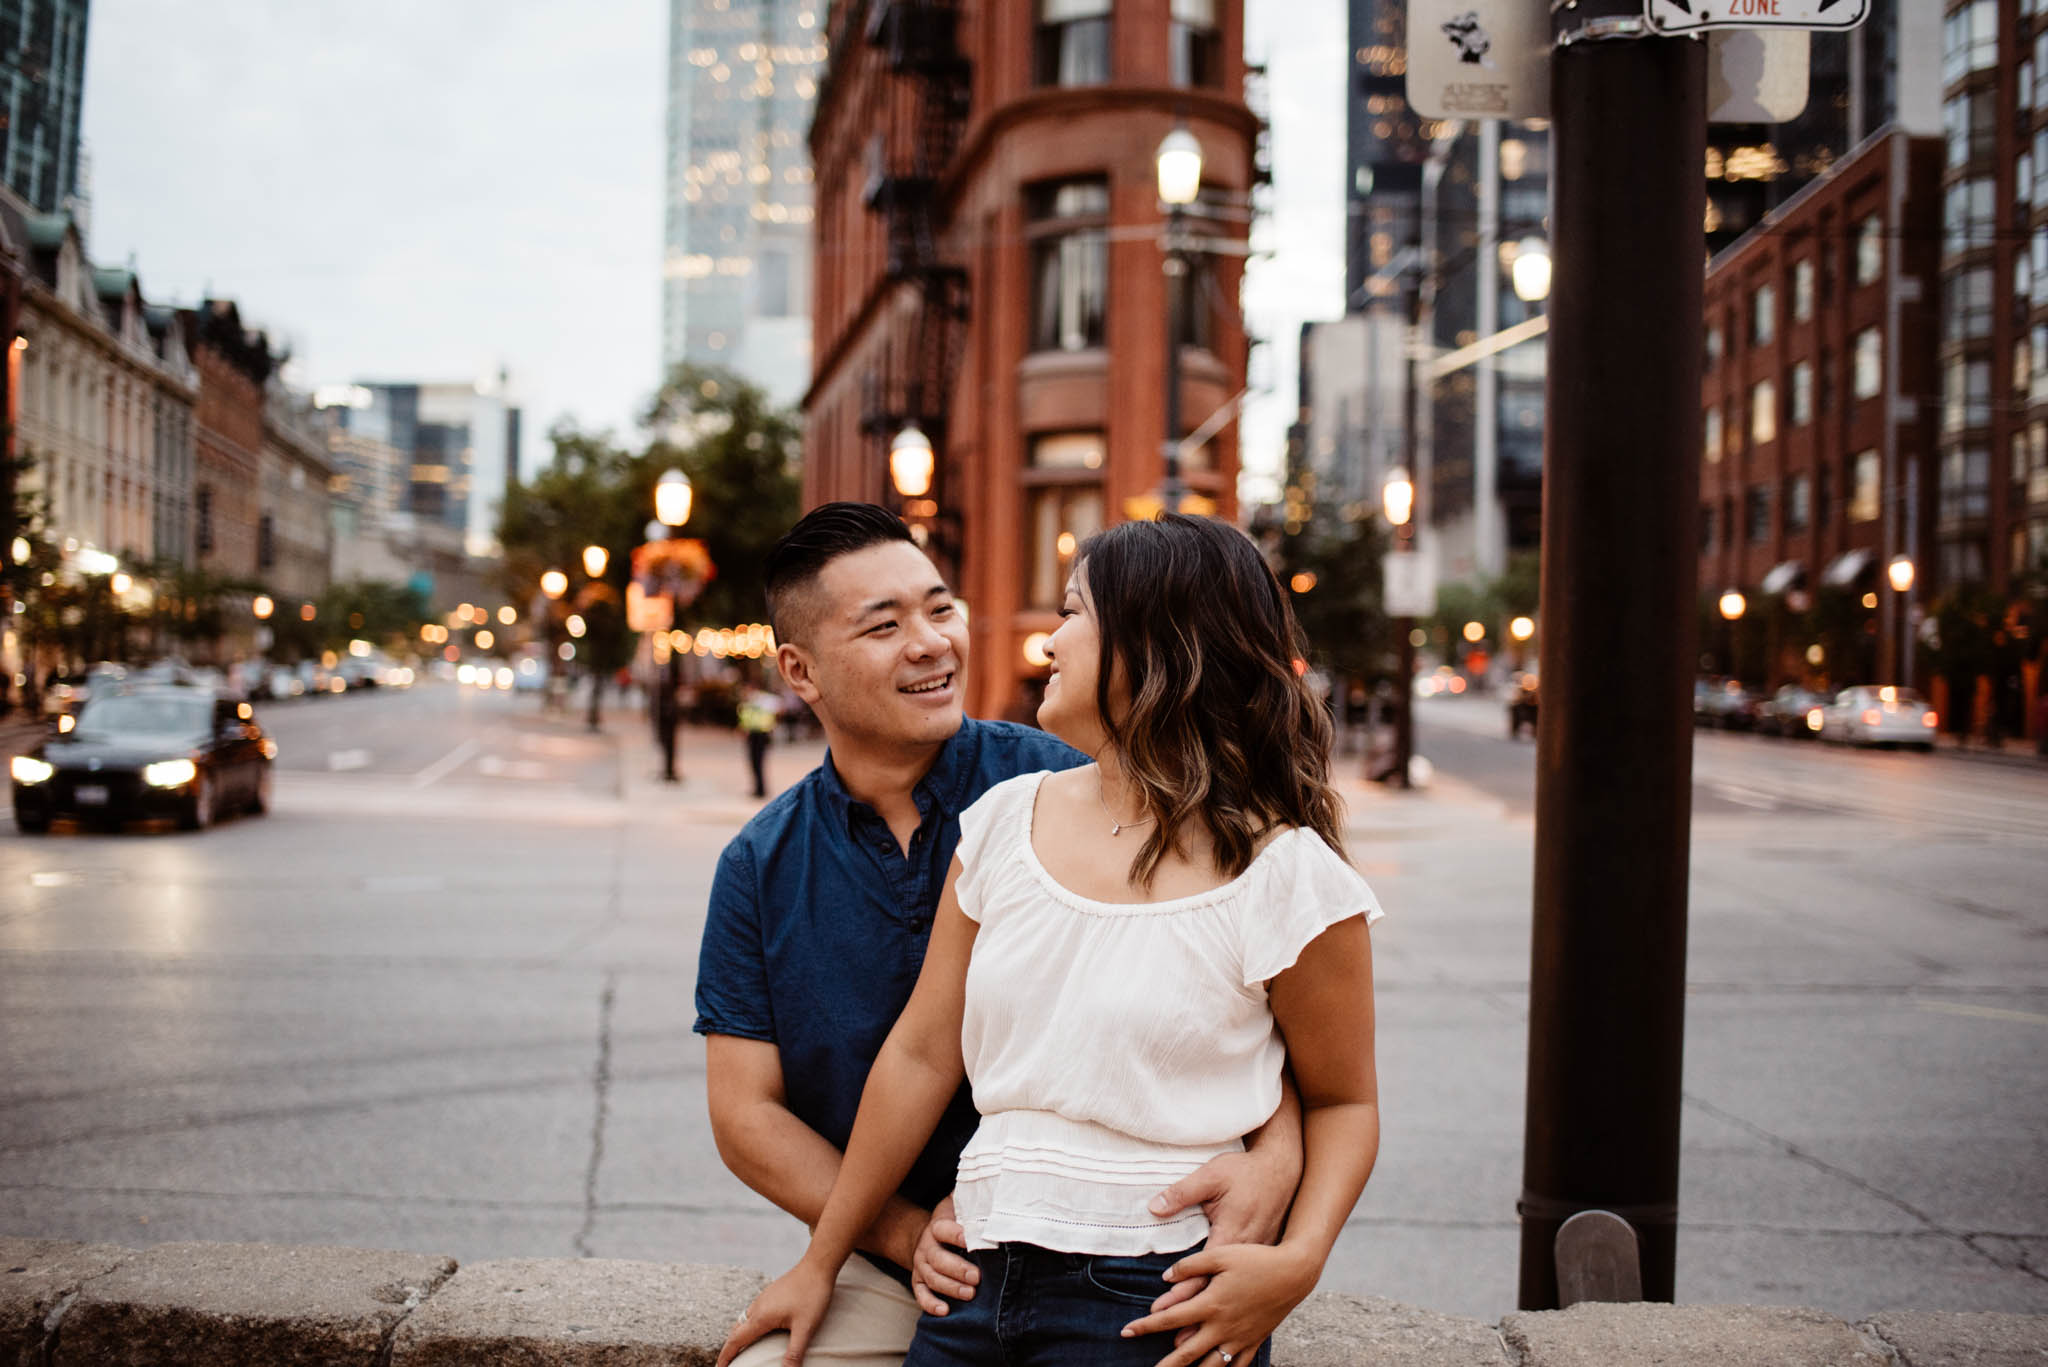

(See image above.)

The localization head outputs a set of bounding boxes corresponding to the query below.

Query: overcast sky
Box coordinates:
[79,0,1343,496]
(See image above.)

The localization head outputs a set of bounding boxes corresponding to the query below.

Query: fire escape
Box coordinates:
[856,1,971,500]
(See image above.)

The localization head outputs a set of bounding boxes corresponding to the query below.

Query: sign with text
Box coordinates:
[1383,552,1438,620]
[1405,0,1549,121]
[1647,0,1868,36]
[1708,29,1809,123]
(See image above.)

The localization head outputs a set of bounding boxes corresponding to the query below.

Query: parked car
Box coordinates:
[1694,677,1762,730]
[1507,673,1539,739]
[1819,685,1938,751]
[39,662,127,720]
[1759,685,1829,739]
[11,685,275,833]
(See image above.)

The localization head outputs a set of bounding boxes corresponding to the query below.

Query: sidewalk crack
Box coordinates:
[572,972,618,1258]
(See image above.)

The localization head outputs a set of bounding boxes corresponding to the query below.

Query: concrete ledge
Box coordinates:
[51,1241,455,1366]
[1502,1303,1891,1365]
[1863,1311,2048,1366]
[4,1235,2045,1366]
[1,1238,135,1365]
[389,1258,765,1367]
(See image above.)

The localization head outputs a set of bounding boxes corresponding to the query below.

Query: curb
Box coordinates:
[5,1238,2044,1366]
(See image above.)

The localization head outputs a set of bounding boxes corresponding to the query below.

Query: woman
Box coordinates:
[719,515,1382,1367]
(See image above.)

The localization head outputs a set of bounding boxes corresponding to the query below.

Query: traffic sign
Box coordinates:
[1646,0,1868,36]
[1405,0,1548,121]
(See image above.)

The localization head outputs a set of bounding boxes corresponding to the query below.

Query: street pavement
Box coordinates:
[0,681,2043,1323]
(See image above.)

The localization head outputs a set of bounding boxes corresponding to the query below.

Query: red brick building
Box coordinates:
[181,301,276,656]
[1699,130,1943,689]
[805,0,1259,719]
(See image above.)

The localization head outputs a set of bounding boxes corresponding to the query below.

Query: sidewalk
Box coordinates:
[1932,729,2048,770]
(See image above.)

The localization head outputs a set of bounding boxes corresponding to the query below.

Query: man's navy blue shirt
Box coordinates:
[694,718,1086,1273]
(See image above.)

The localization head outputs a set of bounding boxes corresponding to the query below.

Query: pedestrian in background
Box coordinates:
[738,680,778,798]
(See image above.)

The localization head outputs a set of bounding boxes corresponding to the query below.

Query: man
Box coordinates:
[696,504,1301,1367]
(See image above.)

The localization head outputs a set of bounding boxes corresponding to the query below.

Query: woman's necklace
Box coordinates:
[1095,772,1155,838]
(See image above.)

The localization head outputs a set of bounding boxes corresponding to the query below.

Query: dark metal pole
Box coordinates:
[1518,13,1706,1309]
[1162,206,1187,514]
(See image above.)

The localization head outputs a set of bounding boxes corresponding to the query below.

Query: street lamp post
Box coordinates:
[1383,466,1416,790]
[1718,588,1746,679]
[1156,127,1203,515]
[1887,555,1915,688]
[652,469,694,783]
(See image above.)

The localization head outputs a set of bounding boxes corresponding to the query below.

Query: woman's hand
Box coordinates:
[1118,1243,1320,1367]
[715,1256,839,1367]
[910,1194,978,1315]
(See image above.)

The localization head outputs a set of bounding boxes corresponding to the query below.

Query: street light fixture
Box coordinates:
[1511,237,1553,303]
[582,545,609,579]
[1887,555,1914,594]
[889,424,935,499]
[252,594,274,621]
[655,468,694,528]
[1718,589,1746,621]
[1156,126,1204,515]
[1383,464,1418,791]
[540,570,569,600]
[1510,615,1536,642]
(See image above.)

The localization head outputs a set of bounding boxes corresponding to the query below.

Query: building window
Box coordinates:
[1173,252,1217,352]
[1791,259,1814,321]
[1025,480,1105,610]
[1944,178,1994,254]
[1855,214,1884,284]
[1750,378,1777,445]
[1704,324,1721,369]
[1745,485,1771,543]
[1945,90,1996,170]
[1785,474,1811,532]
[257,513,275,569]
[1945,267,1994,341]
[1943,355,1992,433]
[1790,361,1812,427]
[1852,328,1882,400]
[1940,539,1988,586]
[1751,282,1775,345]
[1035,0,1112,87]
[1700,503,1716,552]
[1848,450,1881,523]
[1939,447,1991,525]
[1169,0,1221,87]
[195,485,214,553]
[1030,431,1107,470]
[1028,180,1110,353]
[1943,0,1996,85]
[1704,405,1723,463]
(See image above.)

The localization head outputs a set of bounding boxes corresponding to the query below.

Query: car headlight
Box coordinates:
[142,758,198,789]
[260,739,279,759]
[10,755,54,785]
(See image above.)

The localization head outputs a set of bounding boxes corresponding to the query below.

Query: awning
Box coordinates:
[1821,548,1875,588]
[1760,561,1805,596]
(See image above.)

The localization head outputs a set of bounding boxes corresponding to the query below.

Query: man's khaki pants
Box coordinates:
[732,1255,923,1367]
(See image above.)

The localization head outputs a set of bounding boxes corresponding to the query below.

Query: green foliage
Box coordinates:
[1276,507,1389,681]
[496,364,801,675]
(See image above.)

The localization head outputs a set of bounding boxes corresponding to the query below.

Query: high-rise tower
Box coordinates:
[0,0,90,217]
[661,0,823,407]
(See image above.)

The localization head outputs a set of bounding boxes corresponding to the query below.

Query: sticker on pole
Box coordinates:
[1405,0,1548,121]
[1646,0,1869,35]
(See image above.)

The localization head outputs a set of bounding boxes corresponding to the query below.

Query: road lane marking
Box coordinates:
[1914,1000,2048,1028]
[411,738,481,789]
[476,755,549,780]
[328,749,371,771]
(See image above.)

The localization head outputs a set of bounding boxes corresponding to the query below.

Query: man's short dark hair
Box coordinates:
[765,502,917,644]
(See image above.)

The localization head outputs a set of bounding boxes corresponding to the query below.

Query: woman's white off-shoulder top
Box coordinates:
[949,770,1383,1255]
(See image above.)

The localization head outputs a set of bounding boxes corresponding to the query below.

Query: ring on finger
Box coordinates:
[1216,1352,1234,1366]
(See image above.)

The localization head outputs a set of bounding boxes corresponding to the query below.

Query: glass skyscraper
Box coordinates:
[1,0,90,216]
[662,0,823,407]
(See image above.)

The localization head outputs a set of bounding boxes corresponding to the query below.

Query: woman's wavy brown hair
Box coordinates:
[1079,513,1343,888]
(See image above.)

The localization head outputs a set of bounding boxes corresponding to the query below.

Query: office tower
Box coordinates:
[661,0,823,406]
[0,0,89,216]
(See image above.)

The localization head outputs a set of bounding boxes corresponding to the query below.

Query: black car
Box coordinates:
[10,686,274,833]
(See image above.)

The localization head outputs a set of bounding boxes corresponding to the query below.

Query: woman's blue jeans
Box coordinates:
[904,1243,1274,1367]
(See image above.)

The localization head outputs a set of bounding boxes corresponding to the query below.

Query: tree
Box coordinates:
[1276,506,1390,683]
[643,363,801,630]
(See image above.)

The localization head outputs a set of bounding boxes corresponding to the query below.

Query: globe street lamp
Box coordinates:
[582,545,609,579]
[1719,588,1746,681]
[1887,555,1915,686]
[1156,126,1203,515]
[540,570,568,600]
[1511,237,1553,304]
[889,424,935,499]
[655,468,694,528]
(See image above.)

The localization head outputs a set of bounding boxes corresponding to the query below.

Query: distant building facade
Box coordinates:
[662,0,823,405]
[259,381,334,611]
[1698,129,1943,687]
[337,379,520,559]
[806,0,1258,719]
[0,0,89,217]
